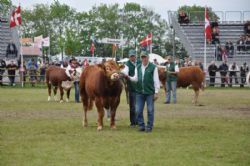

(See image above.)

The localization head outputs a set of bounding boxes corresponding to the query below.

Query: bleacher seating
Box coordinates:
[169,11,250,66]
[0,20,12,59]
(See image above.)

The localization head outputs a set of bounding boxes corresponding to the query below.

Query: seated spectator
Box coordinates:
[237,35,246,53]
[244,21,250,35]
[245,35,250,52]
[228,62,239,87]
[240,62,249,88]
[178,10,189,24]
[6,40,18,59]
[211,21,219,29]
[228,41,234,57]
[212,28,220,44]
[215,44,222,61]
[221,46,228,62]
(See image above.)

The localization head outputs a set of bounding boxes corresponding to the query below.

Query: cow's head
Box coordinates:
[102,60,122,81]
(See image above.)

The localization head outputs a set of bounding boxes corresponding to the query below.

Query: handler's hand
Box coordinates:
[153,93,158,101]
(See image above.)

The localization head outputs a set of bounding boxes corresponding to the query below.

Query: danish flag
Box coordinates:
[204,8,212,41]
[140,33,152,47]
[10,6,22,28]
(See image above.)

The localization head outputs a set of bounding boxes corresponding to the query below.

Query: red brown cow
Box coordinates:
[46,66,81,103]
[80,60,123,131]
[158,66,205,104]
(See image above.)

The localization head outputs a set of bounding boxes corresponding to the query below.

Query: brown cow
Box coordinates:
[80,60,123,131]
[158,66,205,104]
[46,66,81,103]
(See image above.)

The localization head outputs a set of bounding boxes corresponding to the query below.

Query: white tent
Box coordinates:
[149,53,167,64]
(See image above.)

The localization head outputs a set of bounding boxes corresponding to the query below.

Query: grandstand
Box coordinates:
[0,5,20,61]
[168,11,250,66]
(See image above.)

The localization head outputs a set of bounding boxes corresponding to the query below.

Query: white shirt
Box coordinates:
[129,63,160,94]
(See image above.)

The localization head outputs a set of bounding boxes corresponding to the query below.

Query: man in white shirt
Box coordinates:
[126,51,160,132]
[229,62,239,87]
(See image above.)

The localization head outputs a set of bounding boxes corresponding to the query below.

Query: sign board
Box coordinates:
[99,38,125,45]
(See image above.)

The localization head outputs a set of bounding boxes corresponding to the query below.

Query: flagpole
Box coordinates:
[150,32,152,54]
[204,7,207,87]
[18,0,24,88]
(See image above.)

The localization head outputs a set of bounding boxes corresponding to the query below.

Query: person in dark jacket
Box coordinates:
[219,61,229,87]
[6,60,18,86]
[121,49,138,127]
[208,61,218,86]
[240,62,249,87]
[6,41,18,58]
[0,59,6,85]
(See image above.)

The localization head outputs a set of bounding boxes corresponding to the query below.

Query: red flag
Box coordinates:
[10,6,22,28]
[205,8,212,42]
[140,33,152,47]
[90,42,95,56]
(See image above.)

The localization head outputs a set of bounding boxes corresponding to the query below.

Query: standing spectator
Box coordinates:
[237,35,246,53]
[228,62,239,87]
[165,56,179,104]
[240,62,249,87]
[39,62,47,83]
[66,58,80,103]
[208,61,218,86]
[219,61,229,87]
[127,51,160,132]
[29,59,38,87]
[0,59,6,85]
[6,60,18,86]
[121,49,138,127]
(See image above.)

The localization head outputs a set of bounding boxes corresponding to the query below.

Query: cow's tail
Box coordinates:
[246,72,250,86]
[80,77,93,111]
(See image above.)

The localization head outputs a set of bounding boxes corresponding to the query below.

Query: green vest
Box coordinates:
[136,62,156,95]
[166,62,178,82]
[126,60,137,92]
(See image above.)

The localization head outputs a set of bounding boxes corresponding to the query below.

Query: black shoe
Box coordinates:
[138,127,145,132]
[145,128,152,133]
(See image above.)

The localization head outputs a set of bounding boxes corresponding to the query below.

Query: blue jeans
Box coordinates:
[166,81,177,103]
[129,91,137,125]
[136,93,154,130]
[74,81,80,102]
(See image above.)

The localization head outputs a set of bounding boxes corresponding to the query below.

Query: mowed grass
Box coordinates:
[0,87,250,166]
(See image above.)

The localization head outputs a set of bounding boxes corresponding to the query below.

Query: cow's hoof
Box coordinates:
[48,96,51,101]
[60,100,63,103]
[97,126,103,131]
[54,96,58,101]
[83,121,88,127]
[66,98,69,102]
[110,125,116,130]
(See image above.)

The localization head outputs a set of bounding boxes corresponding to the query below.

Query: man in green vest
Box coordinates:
[165,56,179,104]
[121,49,138,127]
[127,51,160,132]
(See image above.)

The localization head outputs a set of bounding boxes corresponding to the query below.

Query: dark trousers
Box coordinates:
[220,74,227,87]
[240,75,246,87]
[129,91,137,125]
[209,75,216,86]
[0,70,4,85]
[8,76,15,86]
[74,81,80,102]
[229,72,238,87]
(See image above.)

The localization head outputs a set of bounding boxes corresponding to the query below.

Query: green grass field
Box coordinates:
[0,87,250,166]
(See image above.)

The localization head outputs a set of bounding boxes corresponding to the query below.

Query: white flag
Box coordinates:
[34,35,43,48]
[43,37,50,47]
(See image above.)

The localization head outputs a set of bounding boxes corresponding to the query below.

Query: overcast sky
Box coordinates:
[12,0,250,21]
